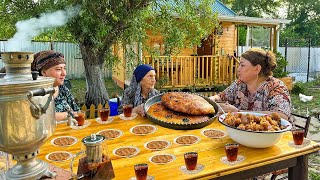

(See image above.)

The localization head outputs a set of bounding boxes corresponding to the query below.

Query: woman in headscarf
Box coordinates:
[122,64,159,116]
[31,50,80,121]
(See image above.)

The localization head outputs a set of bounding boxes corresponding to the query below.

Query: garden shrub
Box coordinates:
[291,82,306,95]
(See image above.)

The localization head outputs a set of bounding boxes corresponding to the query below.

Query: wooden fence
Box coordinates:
[143,55,239,89]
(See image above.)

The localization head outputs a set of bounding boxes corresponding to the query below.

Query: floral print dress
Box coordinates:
[218,77,291,118]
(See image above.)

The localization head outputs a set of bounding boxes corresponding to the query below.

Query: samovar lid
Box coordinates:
[82,134,105,146]
[0,52,54,95]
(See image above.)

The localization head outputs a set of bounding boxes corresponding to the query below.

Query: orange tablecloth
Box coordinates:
[38,115,320,180]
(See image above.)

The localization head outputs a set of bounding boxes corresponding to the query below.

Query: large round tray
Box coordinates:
[144,93,219,130]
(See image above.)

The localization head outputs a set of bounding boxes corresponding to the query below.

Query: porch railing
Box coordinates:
[143,55,239,89]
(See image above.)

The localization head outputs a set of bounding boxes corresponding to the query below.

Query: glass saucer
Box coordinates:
[288,138,311,149]
[70,120,91,130]
[220,155,245,165]
[96,116,114,124]
[180,164,204,174]
[119,113,138,120]
[129,175,155,180]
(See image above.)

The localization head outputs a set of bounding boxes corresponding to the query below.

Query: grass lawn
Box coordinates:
[70,78,124,104]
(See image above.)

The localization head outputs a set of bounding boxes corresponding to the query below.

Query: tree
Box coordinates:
[280,0,320,46]
[222,0,281,18]
[1,0,218,107]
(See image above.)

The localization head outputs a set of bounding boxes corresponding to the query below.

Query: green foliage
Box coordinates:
[272,51,289,78]
[280,0,320,46]
[309,170,320,180]
[229,0,281,18]
[291,82,305,95]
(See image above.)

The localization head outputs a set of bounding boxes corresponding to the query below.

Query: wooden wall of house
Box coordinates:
[217,22,238,56]
[143,31,195,56]
[112,43,126,89]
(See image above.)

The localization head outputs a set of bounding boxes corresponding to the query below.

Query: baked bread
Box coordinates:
[147,102,210,124]
[161,92,215,115]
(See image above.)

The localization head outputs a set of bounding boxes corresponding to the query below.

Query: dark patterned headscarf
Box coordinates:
[31,50,65,75]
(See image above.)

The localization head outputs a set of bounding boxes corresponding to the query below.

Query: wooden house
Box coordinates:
[112,0,290,91]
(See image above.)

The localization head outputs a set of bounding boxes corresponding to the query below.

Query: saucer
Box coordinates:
[129,175,155,180]
[180,164,204,174]
[119,113,138,120]
[220,155,245,165]
[96,116,114,124]
[130,124,157,135]
[288,138,311,149]
[45,151,72,162]
[70,120,91,130]
[174,135,200,146]
[201,129,227,139]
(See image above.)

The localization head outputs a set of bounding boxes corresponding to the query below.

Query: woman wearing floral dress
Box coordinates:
[210,48,291,120]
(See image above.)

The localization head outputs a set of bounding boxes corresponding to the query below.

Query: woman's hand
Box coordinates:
[219,102,239,113]
[133,104,146,117]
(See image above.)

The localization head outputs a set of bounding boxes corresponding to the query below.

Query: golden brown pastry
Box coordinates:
[147,102,210,124]
[161,92,215,115]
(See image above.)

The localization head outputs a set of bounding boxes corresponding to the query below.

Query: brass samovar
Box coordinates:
[0,52,57,179]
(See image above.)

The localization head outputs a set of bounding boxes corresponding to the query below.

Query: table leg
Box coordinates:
[288,155,308,180]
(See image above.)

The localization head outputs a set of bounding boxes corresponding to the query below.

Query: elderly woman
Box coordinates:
[31,50,80,121]
[210,48,291,120]
[122,64,159,116]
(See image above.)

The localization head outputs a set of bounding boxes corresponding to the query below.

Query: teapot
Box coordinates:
[70,134,115,180]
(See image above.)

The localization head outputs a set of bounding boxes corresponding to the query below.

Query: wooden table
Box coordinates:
[38,115,320,180]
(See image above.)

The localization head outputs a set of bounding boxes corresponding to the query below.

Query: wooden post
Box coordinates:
[288,155,309,180]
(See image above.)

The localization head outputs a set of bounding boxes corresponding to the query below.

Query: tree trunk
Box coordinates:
[80,44,109,107]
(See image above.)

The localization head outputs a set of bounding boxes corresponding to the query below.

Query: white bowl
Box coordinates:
[218,112,292,148]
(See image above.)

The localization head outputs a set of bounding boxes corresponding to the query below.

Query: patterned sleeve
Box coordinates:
[266,83,291,118]
[218,81,238,104]
[64,85,80,112]
[122,87,135,105]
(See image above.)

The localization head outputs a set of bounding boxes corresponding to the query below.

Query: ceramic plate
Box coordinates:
[119,113,138,120]
[96,116,114,124]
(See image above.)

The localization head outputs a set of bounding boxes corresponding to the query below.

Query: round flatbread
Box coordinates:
[161,92,215,115]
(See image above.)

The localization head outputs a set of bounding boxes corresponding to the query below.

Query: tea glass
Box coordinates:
[123,104,133,117]
[99,107,110,121]
[134,163,148,180]
[74,110,86,126]
[292,128,305,145]
[184,152,198,170]
[225,143,239,162]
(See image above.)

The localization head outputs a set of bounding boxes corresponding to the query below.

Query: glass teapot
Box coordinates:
[70,134,115,179]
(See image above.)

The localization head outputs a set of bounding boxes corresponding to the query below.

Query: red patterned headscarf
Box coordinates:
[31,50,65,75]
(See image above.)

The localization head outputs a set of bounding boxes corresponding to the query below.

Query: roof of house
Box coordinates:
[212,0,236,16]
